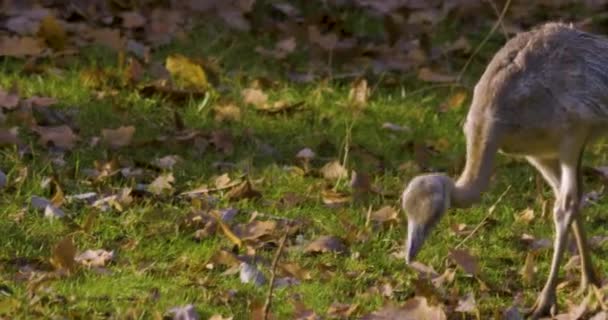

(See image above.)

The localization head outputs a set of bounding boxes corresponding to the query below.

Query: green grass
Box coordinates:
[2,19,608,320]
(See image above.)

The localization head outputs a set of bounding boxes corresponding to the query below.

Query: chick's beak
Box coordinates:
[405,220,426,264]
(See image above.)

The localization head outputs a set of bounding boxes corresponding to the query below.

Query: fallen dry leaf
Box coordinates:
[168,304,199,320]
[214,103,241,122]
[0,88,20,109]
[280,262,312,281]
[153,155,182,170]
[165,54,208,90]
[439,91,467,112]
[320,160,348,181]
[33,125,78,150]
[233,220,277,242]
[417,67,457,83]
[87,28,124,51]
[348,78,368,109]
[240,262,266,286]
[0,36,45,57]
[121,11,146,29]
[361,297,446,320]
[455,292,477,313]
[520,252,536,285]
[148,173,175,195]
[75,249,114,268]
[101,126,135,149]
[37,15,66,51]
[321,189,351,206]
[370,206,398,223]
[50,235,76,273]
[226,180,261,201]
[448,248,479,275]
[516,207,535,223]
[305,235,347,254]
[0,127,21,146]
[327,302,358,318]
[242,88,268,109]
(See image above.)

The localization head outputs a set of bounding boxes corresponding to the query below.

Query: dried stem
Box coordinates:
[455,185,511,249]
[457,0,512,82]
[263,233,288,320]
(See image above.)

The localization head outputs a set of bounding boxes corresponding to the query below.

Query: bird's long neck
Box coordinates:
[451,120,500,208]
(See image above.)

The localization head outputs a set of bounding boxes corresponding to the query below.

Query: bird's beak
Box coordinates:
[405,220,426,264]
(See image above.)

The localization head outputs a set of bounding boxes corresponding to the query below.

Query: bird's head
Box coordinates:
[402,174,453,264]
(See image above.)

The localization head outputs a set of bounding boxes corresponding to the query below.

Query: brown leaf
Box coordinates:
[431,268,455,288]
[74,249,114,268]
[50,236,76,273]
[361,297,446,320]
[226,180,261,201]
[327,302,358,318]
[121,11,146,29]
[210,129,234,155]
[305,235,347,254]
[0,36,45,57]
[33,125,78,150]
[320,160,348,181]
[417,67,457,83]
[148,173,175,195]
[407,261,438,278]
[439,91,467,112]
[88,28,124,51]
[370,206,398,223]
[233,220,277,242]
[349,78,368,109]
[208,249,240,268]
[516,207,535,223]
[280,262,312,281]
[242,88,268,109]
[214,103,241,122]
[0,127,21,146]
[101,126,135,149]
[321,189,351,206]
[0,88,20,109]
[37,15,66,51]
[308,25,337,51]
[25,96,57,108]
[448,249,479,275]
[455,292,477,313]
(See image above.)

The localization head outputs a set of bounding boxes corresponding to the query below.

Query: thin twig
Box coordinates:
[457,0,512,82]
[263,233,288,320]
[486,0,509,40]
[455,185,511,249]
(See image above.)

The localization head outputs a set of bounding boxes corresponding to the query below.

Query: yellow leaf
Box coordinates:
[50,236,76,273]
[165,54,208,90]
[211,211,242,247]
[38,15,66,51]
[50,181,64,207]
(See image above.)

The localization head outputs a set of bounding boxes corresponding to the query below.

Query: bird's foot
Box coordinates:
[576,272,601,298]
[525,291,557,319]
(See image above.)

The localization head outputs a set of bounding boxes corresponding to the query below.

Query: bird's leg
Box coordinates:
[572,209,600,294]
[530,159,582,318]
[527,156,598,297]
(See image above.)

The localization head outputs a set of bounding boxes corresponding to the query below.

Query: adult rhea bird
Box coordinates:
[402,22,603,317]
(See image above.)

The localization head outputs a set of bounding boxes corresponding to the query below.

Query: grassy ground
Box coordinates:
[2,18,608,320]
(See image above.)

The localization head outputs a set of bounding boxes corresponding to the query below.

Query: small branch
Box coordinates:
[457,0,512,82]
[263,233,288,320]
[486,0,509,40]
[455,185,511,249]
